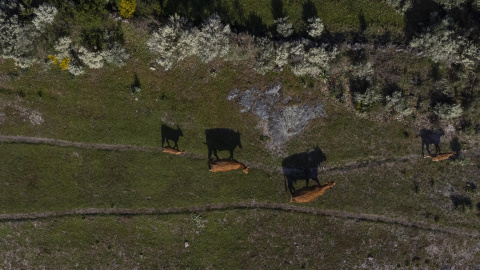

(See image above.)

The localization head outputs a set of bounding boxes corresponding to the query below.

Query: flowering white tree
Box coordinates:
[307,17,324,38]
[274,17,293,38]
[32,3,57,31]
[410,18,480,68]
[147,14,193,70]
[148,14,231,70]
[0,11,38,68]
[191,14,231,63]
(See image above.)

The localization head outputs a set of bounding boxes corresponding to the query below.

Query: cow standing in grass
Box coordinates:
[205,128,242,160]
[419,129,444,157]
[161,124,183,149]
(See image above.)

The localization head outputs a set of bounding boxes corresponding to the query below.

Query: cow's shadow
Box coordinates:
[419,128,444,157]
[282,146,326,194]
[161,124,183,149]
[205,128,242,160]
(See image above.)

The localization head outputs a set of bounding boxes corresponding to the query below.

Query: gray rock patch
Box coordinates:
[228,84,325,153]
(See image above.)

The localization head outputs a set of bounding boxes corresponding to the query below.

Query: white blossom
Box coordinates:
[78,47,104,69]
[274,17,293,38]
[307,17,324,38]
[32,3,57,31]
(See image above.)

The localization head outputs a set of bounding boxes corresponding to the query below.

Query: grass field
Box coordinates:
[1,1,479,267]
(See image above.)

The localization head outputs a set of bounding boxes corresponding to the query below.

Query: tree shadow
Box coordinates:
[161,124,183,149]
[245,12,266,36]
[302,0,317,22]
[403,0,442,40]
[450,137,461,157]
[205,128,242,160]
[419,128,444,157]
[450,194,472,211]
[358,10,367,33]
[131,73,141,93]
[271,0,284,20]
[282,146,326,194]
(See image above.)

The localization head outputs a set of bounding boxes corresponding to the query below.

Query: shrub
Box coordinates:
[78,46,104,69]
[191,14,231,63]
[54,36,73,60]
[291,45,339,77]
[253,37,275,74]
[353,86,383,112]
[32,3,57,31]
[274,17,293,38]
[385,91,414,116]
[384,0,412,13]
[147,14,193,70]
[433,103,463,119]
[351,62,374,81]
[59,57,70,70]
[307,17,324,38]
[148,14,231,69]
[410,18,480,69]
[119,0,136,19]
[0,10,38,68]
[102,41,129,66]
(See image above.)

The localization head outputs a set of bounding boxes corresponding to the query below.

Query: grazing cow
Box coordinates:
[208,159,248,174]
[205,128,242,160]
[290,181,335,203]
[282,146,326,194]
[162,146,186,155]
[419,129,444,157]
[161,124,183,149]
[424,151,455,161]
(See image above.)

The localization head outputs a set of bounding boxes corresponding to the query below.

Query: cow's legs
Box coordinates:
[174,140,179,149]
[229,149,234,159]
[425,143,432,156]
[162,136,165,148]
[213,149,220,160]
[208,148,213,160]
[434,143,440,154]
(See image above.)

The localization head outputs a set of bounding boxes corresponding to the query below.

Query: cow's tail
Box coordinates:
[284,173,288,192]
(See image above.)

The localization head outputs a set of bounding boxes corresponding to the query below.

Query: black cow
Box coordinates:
[161,124,183,149]
[282,146,326,194]
[419,129,444,157]
[205,128,242,160]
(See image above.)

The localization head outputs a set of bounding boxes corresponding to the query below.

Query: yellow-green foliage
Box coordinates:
[59,58,70,70]
[47,55,70,70]
[47,55,58,65]
[119,0,136,19]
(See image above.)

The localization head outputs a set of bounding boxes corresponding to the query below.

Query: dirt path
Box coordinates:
[0,202,478,238]
[2,134,478,238]
[0,134,423,176]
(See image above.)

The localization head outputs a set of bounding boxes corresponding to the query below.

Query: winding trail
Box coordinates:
[0,134,423,176]
[1,134,479,238]
[0,202,478,238]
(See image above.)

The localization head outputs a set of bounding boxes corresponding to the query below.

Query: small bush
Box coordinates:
[384,0,412,13]
[0,11,38,68]
[386,91,413,116]
[119,0,136,19]
[274,17,293,38]
[191,14,231,63]
[32,3,57,31]
[353,87,383,112]
[307,17,324,38]
[433,103,463,119]
[410,18,480,69]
